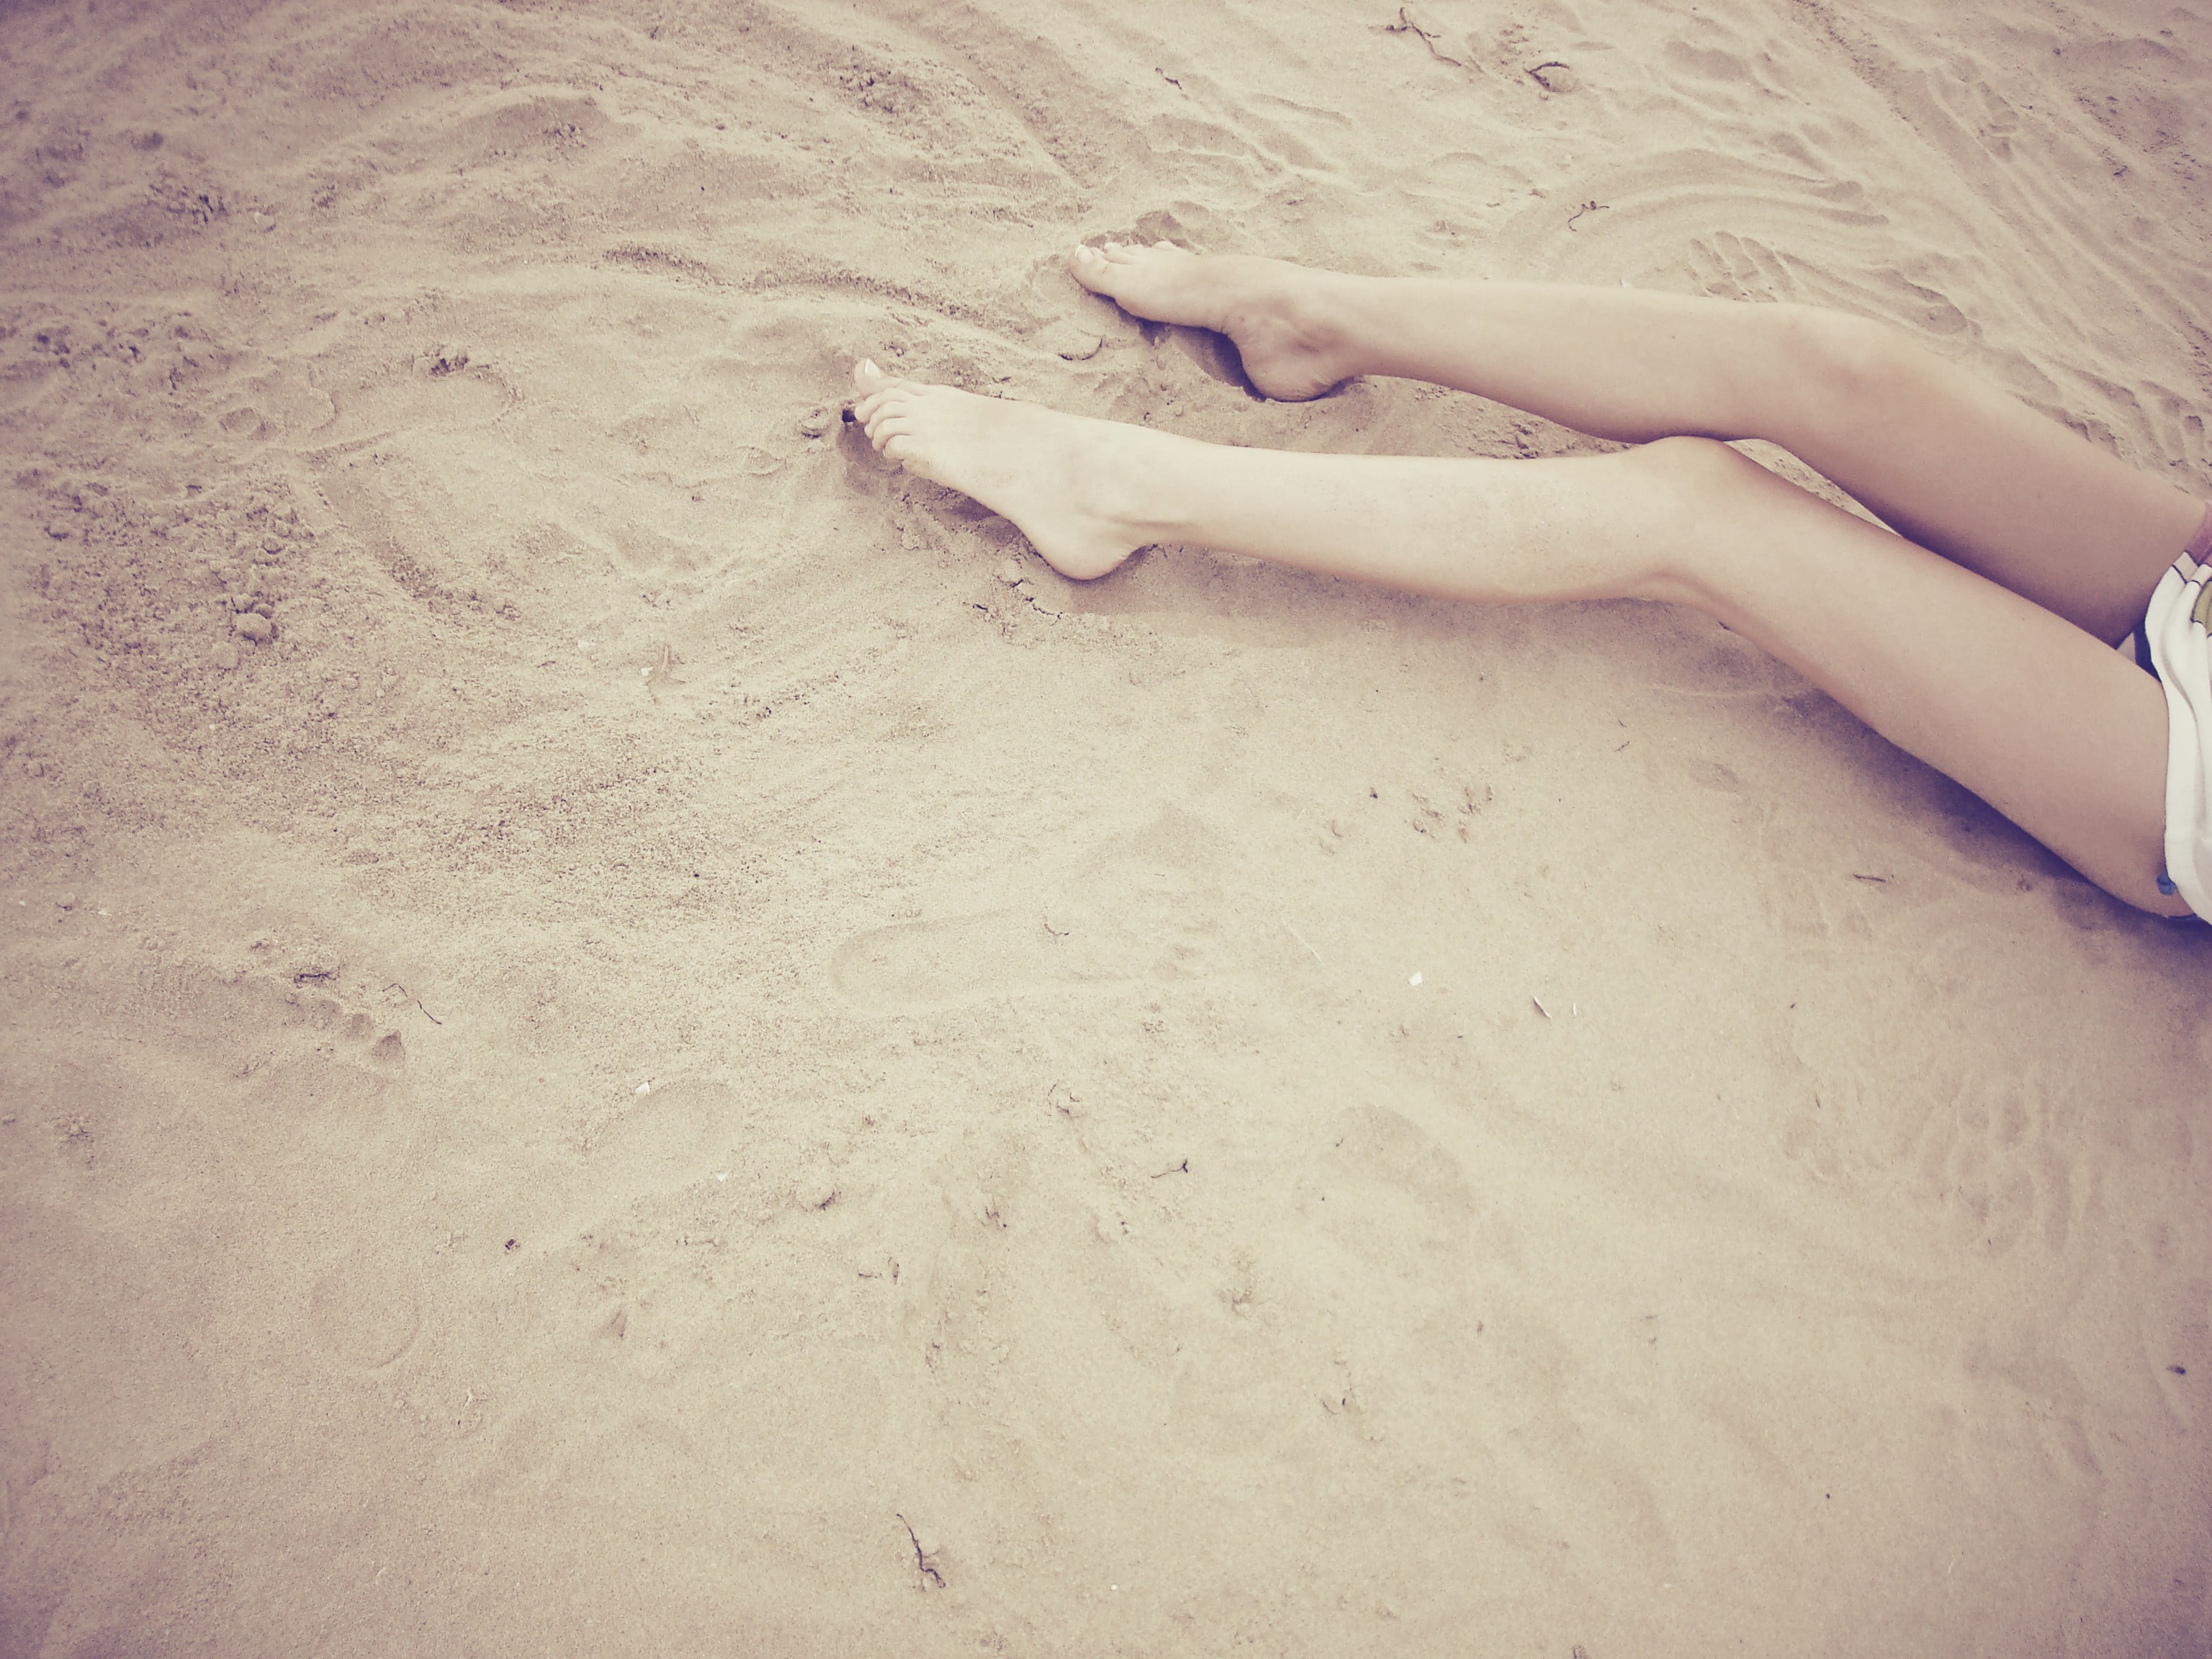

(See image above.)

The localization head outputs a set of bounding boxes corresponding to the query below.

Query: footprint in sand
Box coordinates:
[233,1053,428,1369]
[215,364,336,444]
[581,1076,745,1216]
[307,1243,423,1369]
[309,352,516,450]
[1307,1102,1516,1267]
[489,1076,754,1251]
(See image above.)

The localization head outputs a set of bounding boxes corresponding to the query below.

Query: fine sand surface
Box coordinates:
[3,1,2210,1653]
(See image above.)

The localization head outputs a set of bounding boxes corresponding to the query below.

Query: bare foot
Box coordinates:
[850,360,1172,581]
[1069,240,1361,401]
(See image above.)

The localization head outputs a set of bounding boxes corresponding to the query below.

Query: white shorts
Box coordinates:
[2143,503,2212,919]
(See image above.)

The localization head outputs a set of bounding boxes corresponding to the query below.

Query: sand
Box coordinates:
[2,0,2209,1653]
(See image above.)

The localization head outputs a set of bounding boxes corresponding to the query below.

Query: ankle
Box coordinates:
[1241,262,1353,355]
[1307,271,1392,375]
[1086,421,1208,543]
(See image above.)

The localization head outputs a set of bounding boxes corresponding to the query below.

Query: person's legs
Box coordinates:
[1069,244,2206,646]
[851,361,2185,914]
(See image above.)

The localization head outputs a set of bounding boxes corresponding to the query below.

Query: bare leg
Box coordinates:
[1070,243,2205,645]
[851,360,2183,916]
[851,359,1674,597]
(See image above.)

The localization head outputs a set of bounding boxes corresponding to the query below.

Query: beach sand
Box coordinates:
[2,0,2209,1652]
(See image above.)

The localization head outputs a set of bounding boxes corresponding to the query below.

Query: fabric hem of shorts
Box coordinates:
[2151,524,2212,920]
[2138,504,2212,920]
[2155,652,2208,919]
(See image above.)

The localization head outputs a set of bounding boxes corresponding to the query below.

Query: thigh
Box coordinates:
[1763,310,2206,648]
[1647,439,2189,914]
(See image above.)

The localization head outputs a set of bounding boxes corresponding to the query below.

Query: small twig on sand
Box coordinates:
[385,981,444,1024]
[1385,6,1465,66]
[896,1514,945,1589]
[1567,199,1609,233]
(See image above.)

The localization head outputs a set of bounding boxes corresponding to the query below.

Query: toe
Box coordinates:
[852,358,888,395]
[1074,243,1135,295]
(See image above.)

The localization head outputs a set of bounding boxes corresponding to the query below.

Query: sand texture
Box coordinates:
[3,0,2211,1653]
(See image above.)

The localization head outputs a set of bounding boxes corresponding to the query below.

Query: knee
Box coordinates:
[1617,434,1804,606]
[1629,432,1761,483]
[1624,432,1777,517]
